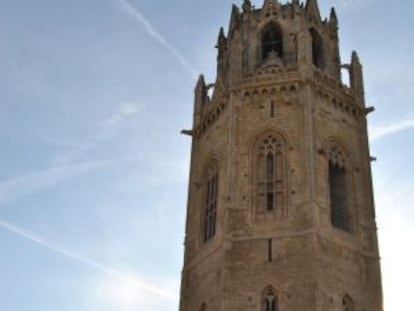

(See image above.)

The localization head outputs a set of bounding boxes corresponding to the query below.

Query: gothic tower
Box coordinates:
[179,1,383,310]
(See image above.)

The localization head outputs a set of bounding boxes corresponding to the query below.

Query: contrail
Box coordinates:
[115,0,198,78]
[370,118,414,141]
[0,157,129,205]
[0,219,177,301]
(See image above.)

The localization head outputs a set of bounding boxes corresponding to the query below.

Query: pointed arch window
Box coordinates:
[203,164,218,242]
[327,142,353,233]
[256,134,286,217]
[329,162,349,230]
[310,28,324,68]
[262,286,279,311]
[262,24,283,60]
[342,294,354,311]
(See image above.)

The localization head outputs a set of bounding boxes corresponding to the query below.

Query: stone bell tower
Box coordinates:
[179,1,383,310]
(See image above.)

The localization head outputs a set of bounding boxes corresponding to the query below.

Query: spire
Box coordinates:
[231,4,241,18]
[229,4,241,38]
[329,7,338,33]
[217,27,226,45]
[330,7,338,26]
[195,74,207,106]
[216,27,228,58]
[351,51,360,64]
[305,0,321,22]
[242,0,252,13]
[193,74,208,127]
[350,51,365,106]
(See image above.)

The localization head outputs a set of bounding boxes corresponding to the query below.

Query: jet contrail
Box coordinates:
[370,118,414,141]
[0,157,130,205]
[0,219,177,301]
[115,0,198,78]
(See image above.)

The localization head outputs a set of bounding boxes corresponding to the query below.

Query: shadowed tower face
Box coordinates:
[179,1,383,310]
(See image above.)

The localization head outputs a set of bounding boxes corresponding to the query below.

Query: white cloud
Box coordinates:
[370,118,414,141]
[95,274,179,310]
[0,158,126,204]
[375,182,414,311]
[41,100,143,165]
[106,101,142,128]
[0,219,104,269]
[114,0,198,78]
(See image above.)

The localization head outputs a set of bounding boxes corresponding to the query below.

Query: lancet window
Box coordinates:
[342,295,354,311]
[262,286,279,311]
[310,28,324,68]
[327,142,353,233]
[256,134,286,216]
[203,164,218,242]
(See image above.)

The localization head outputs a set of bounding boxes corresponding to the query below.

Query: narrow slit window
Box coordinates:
[266,153,275,211]
[266,192,274,211]
[270,101,275,118]
[267,153,274,180]
[268,238,273,262]
[204,172,218,242]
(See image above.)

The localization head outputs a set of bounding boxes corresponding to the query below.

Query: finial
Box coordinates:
[351,51,360,63]
[263,0,277,8]
[218,27,226,41]
[196,74,206,88]
[330,7,338,23]
[242,0,252,13]
[305,0,321,21]
[330,7,338,28]
[216,27,227,52]
[262,0,280,14]
[229,4,241,38]
[231,3,241,15]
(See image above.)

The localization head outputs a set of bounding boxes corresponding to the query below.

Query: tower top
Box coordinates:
[305,0,321,21]
[202,0,352,103]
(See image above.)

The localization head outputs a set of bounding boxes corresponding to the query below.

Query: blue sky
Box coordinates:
[0,0,412,310]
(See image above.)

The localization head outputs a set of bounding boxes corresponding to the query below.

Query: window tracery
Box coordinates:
[255,133,286,217]
[326,142,353,233]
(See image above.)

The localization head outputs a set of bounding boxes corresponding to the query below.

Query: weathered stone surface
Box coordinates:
[179,1,383,310]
